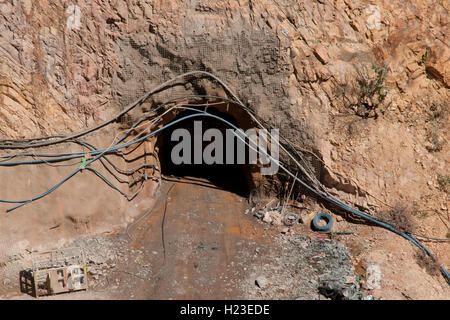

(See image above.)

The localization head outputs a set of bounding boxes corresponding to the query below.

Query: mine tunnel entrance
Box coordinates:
[159,106,253,197]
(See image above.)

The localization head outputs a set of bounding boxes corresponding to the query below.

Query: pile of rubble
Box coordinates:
[246,194,303,229]
[243,194,377,300]
[236,233,375,300]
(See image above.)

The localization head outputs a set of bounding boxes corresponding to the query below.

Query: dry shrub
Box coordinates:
[437,174,450,194]
[379,202,416,233]
[414,251,441,277]
[426,103,448,152]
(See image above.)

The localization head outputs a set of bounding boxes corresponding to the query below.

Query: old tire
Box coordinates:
[312,212,334,232]
[283,212,299,226]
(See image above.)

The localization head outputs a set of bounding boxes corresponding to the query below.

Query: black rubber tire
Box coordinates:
[283,212,299,226]
[312,212,334,232]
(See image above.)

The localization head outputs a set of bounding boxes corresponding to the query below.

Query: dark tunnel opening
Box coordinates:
[160,107,252,197]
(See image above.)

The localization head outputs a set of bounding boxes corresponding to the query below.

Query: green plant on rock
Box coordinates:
[359,63,390,100]
[421,47,430,63]
[347,63,391,119]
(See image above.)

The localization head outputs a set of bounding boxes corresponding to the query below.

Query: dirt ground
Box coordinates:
[1,178,448,300]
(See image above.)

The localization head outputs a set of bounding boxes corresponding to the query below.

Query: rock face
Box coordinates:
[0,0,448,289]
[1,0,448,201]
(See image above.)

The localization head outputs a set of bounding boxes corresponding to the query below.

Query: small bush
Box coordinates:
[415,251,440,277]
[354,63,390,117]
[379,203,416,234]
[426,103,448,152]
[437,174,450,194]
[427,125,445,152]
[362,64,390,103]
[339,62,390,119]
[421,47,430,63]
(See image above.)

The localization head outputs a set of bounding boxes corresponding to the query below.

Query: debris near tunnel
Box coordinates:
[239,234,363,300]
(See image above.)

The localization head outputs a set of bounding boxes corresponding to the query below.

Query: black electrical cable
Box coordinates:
[85,167,145,201]
[0,75,448,284]
[0,96,323,204]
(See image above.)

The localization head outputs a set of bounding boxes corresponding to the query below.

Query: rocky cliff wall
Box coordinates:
[0,0,448,270]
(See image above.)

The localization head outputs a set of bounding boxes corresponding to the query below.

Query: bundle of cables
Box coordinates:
[0,71,448,285]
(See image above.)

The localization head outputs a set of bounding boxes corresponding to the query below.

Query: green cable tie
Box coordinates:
[80,156,86,170]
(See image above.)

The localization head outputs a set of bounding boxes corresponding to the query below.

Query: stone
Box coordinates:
[318,280,360,300]
[89,255,107,265]
[262,212,273,224]
[313,45,329,65]
[268,210,283,226]
[255,276,268,289]
[345,275,356,284]
[89,269,98,275]
[365,265,382,290]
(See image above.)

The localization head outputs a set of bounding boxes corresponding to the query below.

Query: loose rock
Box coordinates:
[255,276,268,289]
